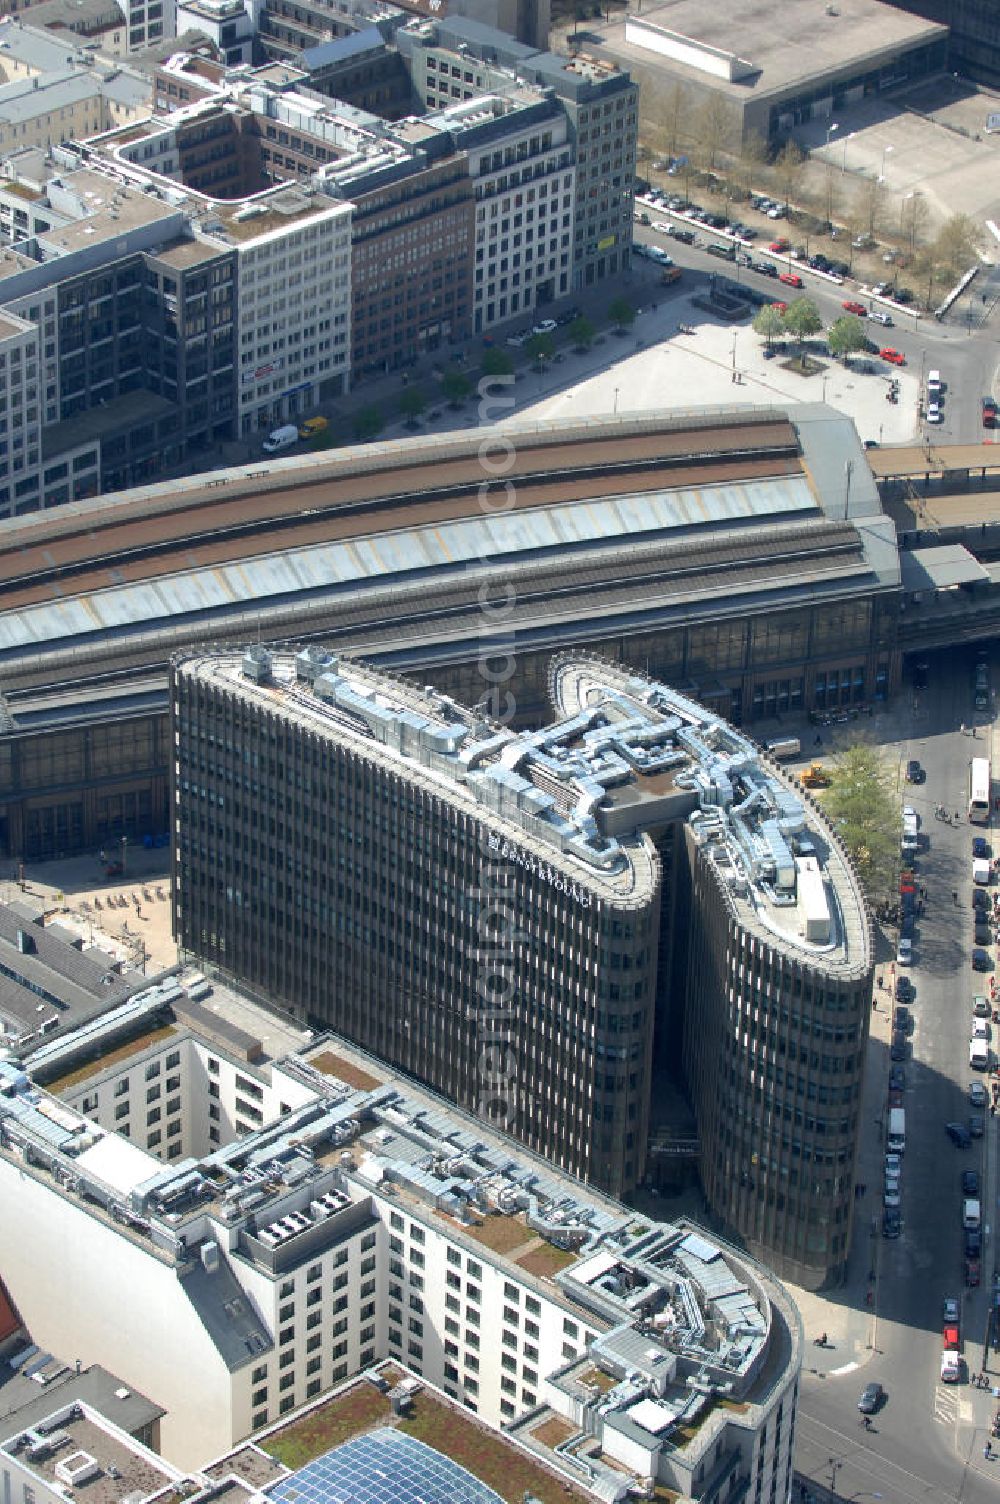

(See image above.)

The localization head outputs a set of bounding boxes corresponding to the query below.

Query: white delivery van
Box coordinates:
[927,369,942,394]
[970,1038,990,1070]
[940,1349,961,1383]
[963,1198,981,1229]
[973,858,992,886]
[901,809,919,856]
[262,424,299,454]
[887,1106,906,1154]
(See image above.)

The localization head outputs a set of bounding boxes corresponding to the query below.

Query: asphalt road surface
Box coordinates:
[631,222,1000,444]
[793,647,1000,1504]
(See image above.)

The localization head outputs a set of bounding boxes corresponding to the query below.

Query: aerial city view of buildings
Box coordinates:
[1,0,1000,1499]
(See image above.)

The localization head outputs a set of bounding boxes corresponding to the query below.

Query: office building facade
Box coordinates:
[172,647,873,1285]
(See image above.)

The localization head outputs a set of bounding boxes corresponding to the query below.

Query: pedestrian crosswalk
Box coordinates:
[933,1387,959,1427]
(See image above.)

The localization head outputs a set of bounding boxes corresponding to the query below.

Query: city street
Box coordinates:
[628,225,1000,444]
[786,650,1000,1504]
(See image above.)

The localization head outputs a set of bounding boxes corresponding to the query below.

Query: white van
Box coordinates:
[927,369,942,394]
[970,1038,990,1070]
[973,858,991,886]
[963,1197,981,1229]
[764,737,801,761]
[262,424,299,454]
[941,1349,961,1383]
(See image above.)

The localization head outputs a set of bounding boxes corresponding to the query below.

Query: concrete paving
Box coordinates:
[8,846,176,977]
[506,296,917,447]
[804,79,1000,233]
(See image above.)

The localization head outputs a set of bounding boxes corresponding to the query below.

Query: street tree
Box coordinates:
[772,141,804,212]
[661,82,688,164]
[739,130,769,199]
[608,295,636,331]
[526,331,555,369]
[480,346,514,379]
[899,190,929,255]
[827,314,869,361]
[441,368,471,406]
[692,95,736,172]
[353,405,383,441]
[912,247,944,312]
[399,384,427,424]
[933,213,982,275]
[857,173,887,242]
[782,296,822,347]
[568,314,595,349]
[822,162,840,230]
[752,303,785,348]
[822,740,902,903]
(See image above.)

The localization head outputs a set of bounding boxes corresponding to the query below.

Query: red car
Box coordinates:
[779,272,803,288]
[880,347,905,365]
[842,301,867,316]
[769,238,790,252]
[771,301,787,313]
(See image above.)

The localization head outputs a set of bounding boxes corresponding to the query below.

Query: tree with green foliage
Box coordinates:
[782,296,822,356]
[608,295,636,331]
[353,405,383,442]
[822,740,903,903]
[827,314,869,361]
[481,346,514,380]
[399,385,427,424]
[441,368,471,406]
[568,314,595,350]
[752,303,785,348]
[526,331,555,369]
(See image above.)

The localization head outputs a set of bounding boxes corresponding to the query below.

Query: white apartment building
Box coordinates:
[442,94,574,332]
[229,199,352,434]
[0,975,802,1502]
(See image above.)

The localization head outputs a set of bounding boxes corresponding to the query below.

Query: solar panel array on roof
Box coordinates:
[267,1428,505,1504]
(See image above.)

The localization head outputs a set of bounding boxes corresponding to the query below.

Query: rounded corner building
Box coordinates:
[172,644,873,1289]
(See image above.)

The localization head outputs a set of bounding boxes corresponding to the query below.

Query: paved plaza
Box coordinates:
[508,298,918,448]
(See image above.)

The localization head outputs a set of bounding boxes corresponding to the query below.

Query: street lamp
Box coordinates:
[841,132,855,173]
[826,121,839,151]
[730,326,738,384]
[120,833,128,876]
[899,189,915,237]
[613,386,620,415]
[879,144,894,182]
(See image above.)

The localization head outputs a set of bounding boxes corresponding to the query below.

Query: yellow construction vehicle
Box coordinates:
[800,762,830,789]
